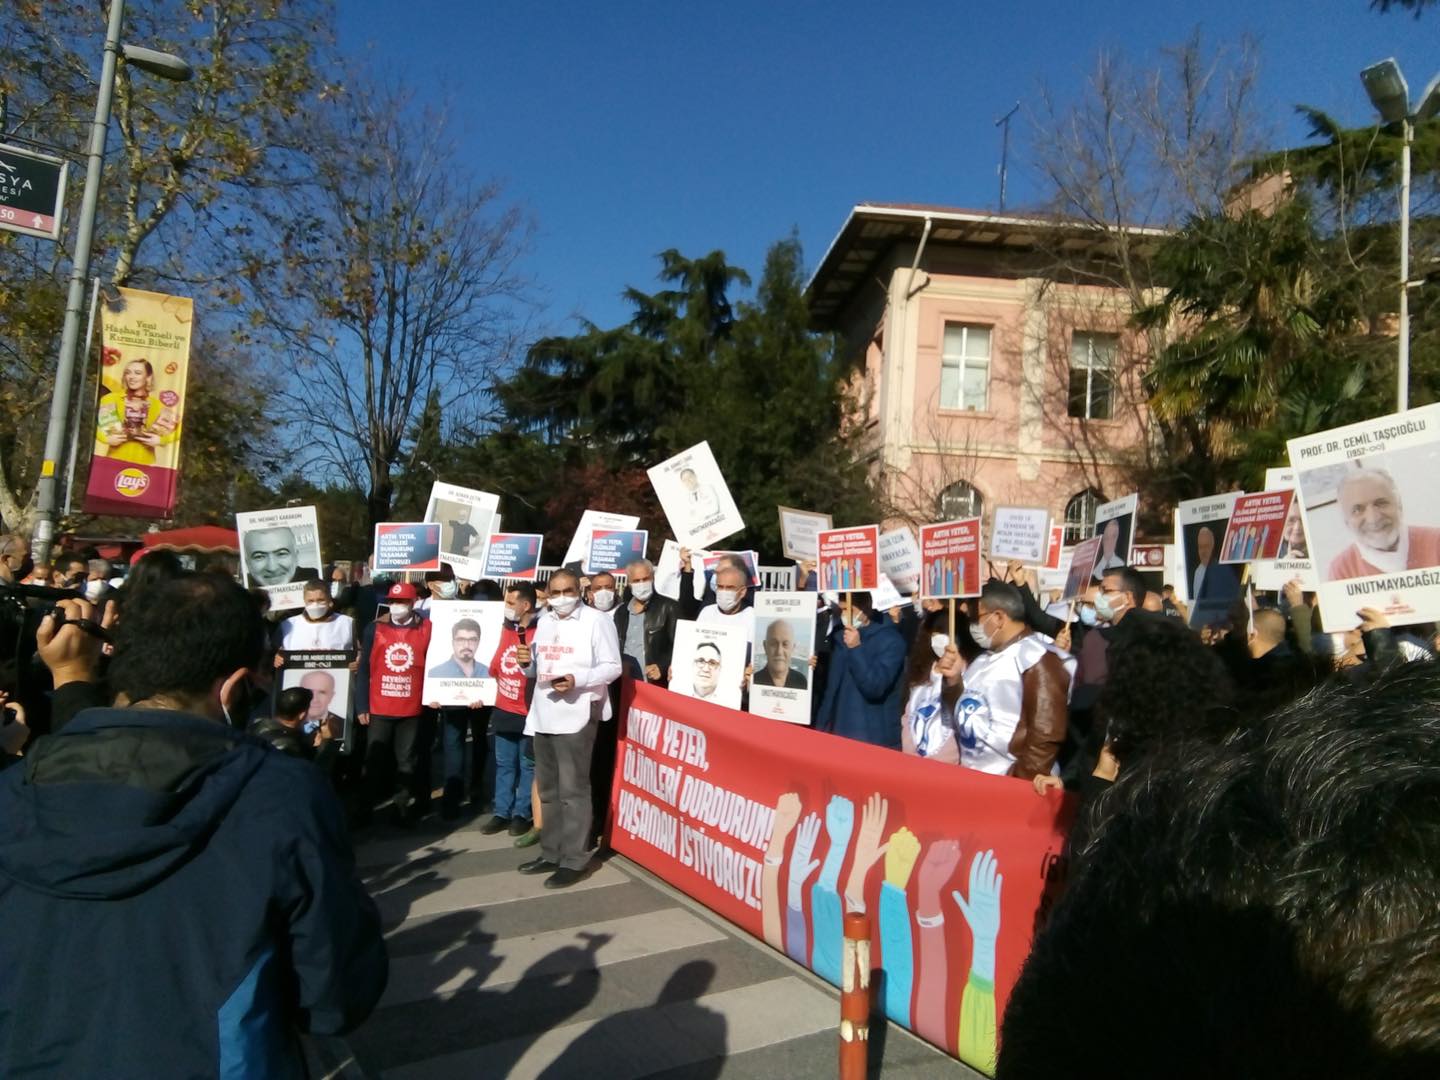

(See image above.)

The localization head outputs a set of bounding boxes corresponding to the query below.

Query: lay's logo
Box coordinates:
[114,468,150,497]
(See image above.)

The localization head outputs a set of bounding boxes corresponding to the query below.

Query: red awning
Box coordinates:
[138,525,240,554]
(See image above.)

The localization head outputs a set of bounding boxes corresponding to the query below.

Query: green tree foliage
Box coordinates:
[483,238,877,561]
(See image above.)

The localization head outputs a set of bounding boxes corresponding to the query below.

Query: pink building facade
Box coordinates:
[809,203,1164,542]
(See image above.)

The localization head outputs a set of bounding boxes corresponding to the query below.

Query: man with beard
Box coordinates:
[1325,466,1440,581]
[427,618,489,678]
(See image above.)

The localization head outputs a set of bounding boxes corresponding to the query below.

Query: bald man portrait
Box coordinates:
[1188,523,1240,629]
[752,618,808,689]
[1324,466,1440,582]
[244,525,318,589]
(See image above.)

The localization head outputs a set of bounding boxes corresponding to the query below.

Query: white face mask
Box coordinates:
[389,604,413,624]
[550,595,579,617]
[930,633,950,659]
[504,604,519,623]
[84,579,105,601]
[969,619,994,650]
[304,602,330,621]
[716,588,741,613]
[591,589,616,612]
[630,581,654,602]
[436,581,458,600]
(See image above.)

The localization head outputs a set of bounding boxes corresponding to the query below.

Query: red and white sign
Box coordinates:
[1220,490,1296,564]
[816,525,880,592]
[918,518,982,599]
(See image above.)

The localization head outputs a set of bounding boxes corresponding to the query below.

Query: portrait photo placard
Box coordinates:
[748,592,815,725]
[1062,536,1102,601]
[237,505,322,612]
[1287,403,1440,627]
[423,482,501,581]
[280,650,354,748]
[1176,492,1243,628]
[669,619,749,711]
[648,441,745,550]
[421,600,507,707]
[1091,493,1137,581]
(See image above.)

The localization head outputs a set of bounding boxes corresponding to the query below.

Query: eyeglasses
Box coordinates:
[693,656,721,668]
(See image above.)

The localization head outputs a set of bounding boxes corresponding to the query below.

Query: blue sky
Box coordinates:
[338,1,1436,334]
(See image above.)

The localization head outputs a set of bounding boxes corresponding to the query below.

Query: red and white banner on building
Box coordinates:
[609,680,1071,1074]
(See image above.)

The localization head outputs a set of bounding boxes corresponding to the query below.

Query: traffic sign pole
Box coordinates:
[32,0,126,563]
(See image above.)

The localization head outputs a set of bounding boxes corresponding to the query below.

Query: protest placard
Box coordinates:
[237,505,322,612]
[816,526,880,592]
[561,510,641,569]
[1287,402,1440,627]
[748,592,815,725]
[371,522,442,574]
[878,526,921,588]
[1251,467,1320,591]
[777,506,832,561]
[423,482,500,580]
[1043,525,1064,571]
[918,519,981,599]
[279,650,354,748]
[669,619,749,710]
[1040,546,1075,592]
[990,506,1051,564]
[483,533,544,580]
[1220,491,1296,564]
[648,441,745,549]
[421,600,506,707]
[1063,536,1101,600]
[587,529,650,575]
[1176,492,1243,628]
[1091,494,1137,580]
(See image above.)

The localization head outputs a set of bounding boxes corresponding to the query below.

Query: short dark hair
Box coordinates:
[506,581,537,607]
[301,578,328,596]
[696,641,721,659]
[452,618,482,638]
[1000,661,1440,1075]
[122,549,184,603]
[979,581,1025,621]
[1102,565,1147,608]
[110,572,267,704]
[276,686,313,720]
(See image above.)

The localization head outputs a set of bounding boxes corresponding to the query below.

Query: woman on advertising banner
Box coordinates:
[94,355,181,466]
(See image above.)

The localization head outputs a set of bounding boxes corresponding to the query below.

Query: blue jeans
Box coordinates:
[493,731,533,820]
[441,709,487,800]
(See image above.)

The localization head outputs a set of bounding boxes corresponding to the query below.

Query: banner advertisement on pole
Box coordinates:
[648,441,746,550]
[878,527,922,590]
[748,592,815,724]
[778,506,832,562]
[1062,536,1102,600]
[421,601,506,707]
[816,526,880,592]
[279,650,354,749]
[371,522,442,574]
[669,620,749,710]
[918,519,981,599]
[482,533,544,580]
[990,507,1051,564]
[609,680,1071,1074]
[561,510,640,569]
[586,529,650,575]
[82,287,192,518]
[1090,494,1137,581]
[1287,403,1440,628]
[1176,492,1243,628]
[237,505,322,612]
[423,482,500,580]
[1252,467,1320,591]
[1220,491,1296,564]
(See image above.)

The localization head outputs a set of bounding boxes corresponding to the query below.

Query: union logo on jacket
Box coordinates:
[367,618,433,717]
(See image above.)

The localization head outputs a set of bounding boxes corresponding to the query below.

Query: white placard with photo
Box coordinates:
[561,509,640,569]
[1250,466,1321,591]
[748,592,815,725]
[990,506,1051,564]
[1287,403,1440,628]
[420,600,507,707]
[1091,493,1138,581]
[1176,492,1243,629]
[648,441,745,549]
[280,650,354,747]
[778,506,832,561]
[423,482,501,581]
[669,618,749,711]
[237,505,323,612]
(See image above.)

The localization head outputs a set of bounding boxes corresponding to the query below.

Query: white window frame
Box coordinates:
[1064,490,1102,544]
[938,481,984,521]
[1069,332,1117,420]
[940,323,992,412]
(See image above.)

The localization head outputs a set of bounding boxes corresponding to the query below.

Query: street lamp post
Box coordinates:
[29,0,191,564]
[1361,59,1440,414]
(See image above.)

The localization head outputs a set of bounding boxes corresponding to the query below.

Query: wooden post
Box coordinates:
[947,597,956,641]
[839,911,871,1080]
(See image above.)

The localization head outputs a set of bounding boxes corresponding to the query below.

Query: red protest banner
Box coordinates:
[816,525,879,592]
[1220,490,1296,564]
[918,518,982,598]
[609,680,1071,1074]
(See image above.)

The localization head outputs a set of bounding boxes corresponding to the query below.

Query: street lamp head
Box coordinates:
[1418,73,1440,123]
[121,44,192,82]
[1362,58,1410,125]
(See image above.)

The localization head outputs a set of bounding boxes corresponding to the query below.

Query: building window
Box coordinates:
[941,324,991,411]
[1069,332,1116,420]
[938,480,983,521]
[1064,489,1103,543]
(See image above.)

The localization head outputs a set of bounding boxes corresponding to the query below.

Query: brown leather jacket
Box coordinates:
[1009,647,1070,780]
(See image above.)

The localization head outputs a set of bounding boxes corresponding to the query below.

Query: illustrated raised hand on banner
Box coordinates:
[785,811,822,967]
[810,794,855,985]
[843,792,890,912]
[953,849,1003,1074]
[762,792,803,950]
[880,825,921,1027]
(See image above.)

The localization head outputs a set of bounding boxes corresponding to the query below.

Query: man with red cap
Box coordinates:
[355,581,433,824]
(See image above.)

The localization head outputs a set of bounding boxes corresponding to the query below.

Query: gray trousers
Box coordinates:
[534,715,600,870]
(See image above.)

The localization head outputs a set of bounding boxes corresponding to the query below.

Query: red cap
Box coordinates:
[386,581,418,601]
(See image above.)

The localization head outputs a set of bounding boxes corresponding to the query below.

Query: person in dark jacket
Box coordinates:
[612,557,678,684]
[0,571,386,1079]
[813,592,907,749]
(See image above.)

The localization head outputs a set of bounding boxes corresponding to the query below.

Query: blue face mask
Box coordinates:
[1077,604,1099,627]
